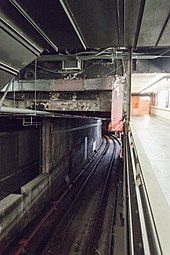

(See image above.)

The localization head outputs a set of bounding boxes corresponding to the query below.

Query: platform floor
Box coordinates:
[132,115,170,207]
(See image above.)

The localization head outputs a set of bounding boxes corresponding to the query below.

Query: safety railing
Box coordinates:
[124,122,170,255]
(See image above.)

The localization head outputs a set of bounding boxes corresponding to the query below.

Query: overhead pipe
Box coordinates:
[95,47,113,57]
[37,52,170,63]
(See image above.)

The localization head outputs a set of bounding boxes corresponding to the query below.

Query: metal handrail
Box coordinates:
[124,124,144,255]
[127,124,169,255]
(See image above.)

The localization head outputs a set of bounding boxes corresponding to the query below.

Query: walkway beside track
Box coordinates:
[131,115,170,207]
[130,115,170,255]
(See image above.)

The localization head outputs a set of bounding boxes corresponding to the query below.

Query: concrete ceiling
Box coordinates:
[0,0,170,92]
[7,0,170,49]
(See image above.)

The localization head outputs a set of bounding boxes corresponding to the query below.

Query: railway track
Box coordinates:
[5,134,121,255]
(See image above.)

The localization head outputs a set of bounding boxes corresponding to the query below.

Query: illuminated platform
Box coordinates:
[132,115,170,207]
[130,115,170,254]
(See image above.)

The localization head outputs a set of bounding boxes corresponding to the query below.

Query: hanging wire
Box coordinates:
[31,63,61,74]
[12,78,16,107]
[34,59,37,111]
[105,64,123,76]
[31,59,104,75]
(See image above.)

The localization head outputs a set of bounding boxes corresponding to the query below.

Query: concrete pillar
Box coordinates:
[127,48,133,122]
[42,119,52,173]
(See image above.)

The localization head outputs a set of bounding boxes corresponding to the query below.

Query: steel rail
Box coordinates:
[85,134,119,255]
[12,137,109,255]
[40,135,111,255]
[39,137,110,254]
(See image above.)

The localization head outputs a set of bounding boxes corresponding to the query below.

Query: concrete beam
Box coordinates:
[2,90,112,112]
[11,78,114,92]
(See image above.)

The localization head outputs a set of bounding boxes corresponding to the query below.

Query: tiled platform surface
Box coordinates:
[132,115,170,207]
[131,115,170,254]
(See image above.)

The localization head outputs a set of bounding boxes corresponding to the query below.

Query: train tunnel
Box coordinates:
[0,1,170,254]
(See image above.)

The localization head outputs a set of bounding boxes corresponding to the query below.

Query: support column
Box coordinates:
[127,48,133,122]
[42,119,52,173]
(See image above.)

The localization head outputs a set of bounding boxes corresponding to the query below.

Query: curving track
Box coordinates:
[5,135,121,255]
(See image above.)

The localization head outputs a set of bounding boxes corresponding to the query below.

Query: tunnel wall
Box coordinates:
[151,91,170,120]
[151,106,170,120]
[0,117,102,251]
[42,117,102,174]
[42,117,102,198]
[0,124,40,194]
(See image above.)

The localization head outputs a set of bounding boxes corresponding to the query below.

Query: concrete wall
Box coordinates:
[151,106,170,120]
[0,117,102,251]
[0,127,40,186]
[2,90,112,112]
[0,175,50,251]
[151,89,170,120]
[42,117,102,197]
